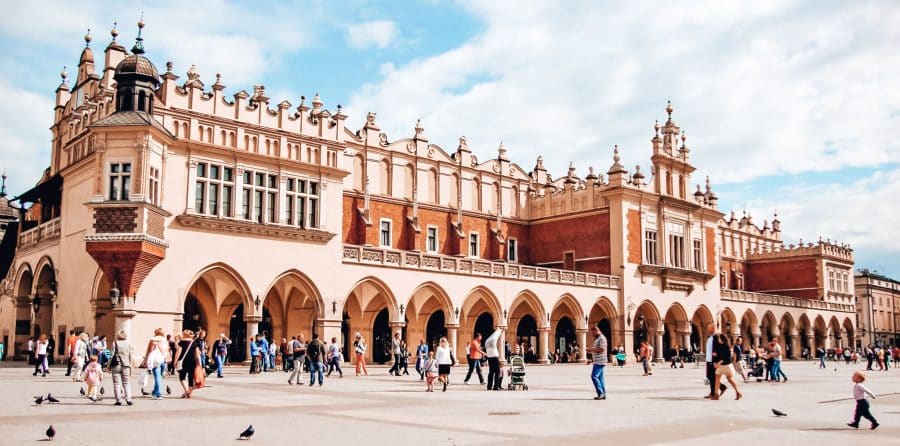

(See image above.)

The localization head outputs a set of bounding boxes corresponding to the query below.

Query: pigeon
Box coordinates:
[46,394,60,404]
[100,386,105,395]
[239,425,254,440]
[166,385,172,395]
[33,395,44,405]
[46,425,55,440]
[79,387,86,396]
[141,388,150,396]
[772,409,787,417]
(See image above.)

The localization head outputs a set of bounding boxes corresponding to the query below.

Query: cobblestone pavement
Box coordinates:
[0,359,897,445]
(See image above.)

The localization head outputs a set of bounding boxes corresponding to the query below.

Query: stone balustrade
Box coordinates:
[721,288,855,313]
[18,217,61,250]
[342,244,620,289]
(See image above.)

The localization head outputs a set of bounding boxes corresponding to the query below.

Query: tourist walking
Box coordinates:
[354,333,368,376]
[712,334,742,400]
[586,324,607,400]
[280,338,290,372]
[212,334,230,378]
[387,332,402,376]
[249,335,261,374]
[83,354,103,402]
[65,330,77,376]
[142,328,168,399]
[770,339,788,382]
[415,339,428,380]
[109,330,134,406]
[307,333,325,386]
[72,333,89,381]
[174,330,202,399]
[847,371,879,429]
[435,337,454,392]
[639,341,652,376]
[732,336,747,383]
[484,327,503,391]
[259,334,270,372]
[33,334,49,377]
[326,337,343,378]
[704,323,727,398]
[288,334,307,384]
[423,351,438,392]
[464,333,486,385]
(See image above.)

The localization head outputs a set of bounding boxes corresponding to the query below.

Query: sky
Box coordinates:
[0,0,898,276]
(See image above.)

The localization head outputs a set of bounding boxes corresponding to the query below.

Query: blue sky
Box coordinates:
[0,0,898,277]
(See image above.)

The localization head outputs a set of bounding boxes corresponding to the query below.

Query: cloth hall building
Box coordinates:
[0,25,858,364]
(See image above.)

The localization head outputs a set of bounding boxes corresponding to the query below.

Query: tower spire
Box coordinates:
[132,13,145,55]
[0,170,7,198]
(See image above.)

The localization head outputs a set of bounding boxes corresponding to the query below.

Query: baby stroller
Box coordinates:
[506,355,528,390]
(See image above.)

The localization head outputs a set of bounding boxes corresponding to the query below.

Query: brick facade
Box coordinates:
[529,212,610,274]
[745,258,820,299]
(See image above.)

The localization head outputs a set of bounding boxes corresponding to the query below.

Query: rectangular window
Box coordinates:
[693,239,702,271]
[149,167,160,206]
[108,162,132,201]
[829,270,836,291]
[194,162,234,217]
[666,222,685,268]
[284,178,319,229]
[254,190,263,223]
[644,230,658,265]
[241,169,280,224]
[267,192,277,223]
[426,227,438,252]
[469,233,480,258]
[380,219,392,248]
[242,189,251,219]
[507,238,518,263]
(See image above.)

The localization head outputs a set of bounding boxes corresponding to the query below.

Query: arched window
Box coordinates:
[118,89,133,112]
[427,168,438,203]
[511,186,520,217]
[379,160,391,195]
[403,164,415,200]
[351,155,364,191]
[471,177,481,211]
[449,173,459,207]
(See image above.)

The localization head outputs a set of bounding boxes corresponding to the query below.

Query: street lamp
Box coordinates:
[254,295,261,311]
[109,281,121,307]
[31,294,41,313]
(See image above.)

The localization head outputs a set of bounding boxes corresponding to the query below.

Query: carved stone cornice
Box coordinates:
[175,214,336,243]
[638,264,715,294]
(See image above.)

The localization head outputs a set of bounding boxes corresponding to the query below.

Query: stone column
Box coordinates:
[681,332,691,352]
[807,334,815,352]
[446,324,459,365]
[576,328,588,363]
[538,327,550,364]
[655,331,665,362]
[244,315,261,363]
[113,296,137,340]
[752,334,761,348]
[498,326,508,367]
[317,319,342,350]
[790,331,801,359]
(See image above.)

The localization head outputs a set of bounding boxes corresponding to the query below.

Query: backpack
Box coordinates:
[307,340,321,361]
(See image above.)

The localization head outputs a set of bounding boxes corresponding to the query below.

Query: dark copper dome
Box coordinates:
[115,54,160,82]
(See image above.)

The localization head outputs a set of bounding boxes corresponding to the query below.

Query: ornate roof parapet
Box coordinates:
[746,238,854,263]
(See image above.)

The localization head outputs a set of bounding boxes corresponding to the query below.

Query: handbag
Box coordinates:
[109,343,121,368]
[193,365,205,389]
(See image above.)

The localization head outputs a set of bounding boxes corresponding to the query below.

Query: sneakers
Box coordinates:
[464,381,470,385]
[871,422,879,430]
[847,423,858,429]
[126,401,133,406]
[114,401,122,406]
[594,395,606,400]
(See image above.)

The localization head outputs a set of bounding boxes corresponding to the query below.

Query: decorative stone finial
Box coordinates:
[111,22,119,41]
[187,64,200,81]
[165,61,173,73]
[498,141,508,160]
[132,13,146,54]
[694,184,704,197]
[632,165,645,182]
[312,92,323,109]
[0,170,6,198]
[60,66,68,82]
[414,118,424,135]
[215,73,222,84]
[654,120,660,136]
[84,29,92,47]
[608,145,627,175]
[666,100,673,118]
[586,166,598,180]
[613,145,621,163]
[367,112,376,124]
[534,155,544,171]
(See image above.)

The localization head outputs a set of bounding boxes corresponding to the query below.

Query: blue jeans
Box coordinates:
[309,361,324,385]
[216,354,225,377]
[591,364,606,396]
[771,360,786,381]
[152,364,164,397]
[819,356,826,368]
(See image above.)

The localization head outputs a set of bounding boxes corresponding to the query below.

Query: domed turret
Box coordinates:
[112,19,160,114]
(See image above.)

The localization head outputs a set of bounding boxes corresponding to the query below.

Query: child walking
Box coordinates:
[424,351,438,392]
[83,354,103,402]
[848,371,879,430]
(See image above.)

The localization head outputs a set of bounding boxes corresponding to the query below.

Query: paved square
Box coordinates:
[0,360,897,445]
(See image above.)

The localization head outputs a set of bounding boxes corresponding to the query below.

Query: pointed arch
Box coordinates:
[552,293,587,328]
[719,307,738,335]
[344,276,399,321]
[509,290,547,327]
[183,262,254,312]
[263,269,325,319]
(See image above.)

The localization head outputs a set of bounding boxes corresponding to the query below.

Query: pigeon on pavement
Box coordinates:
[772,409,787,417]
[46,425,55,440]
[46,394,60,404]
[239,425,255,440]
[33,395,44,405]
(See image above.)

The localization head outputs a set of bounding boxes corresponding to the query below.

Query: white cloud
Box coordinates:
[743,167,900,273]
[0,79,54,193]
[346,20,398,50]
[345,1,900,186]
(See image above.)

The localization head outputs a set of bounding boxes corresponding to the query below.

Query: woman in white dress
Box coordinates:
[72,333,89,381]
[435,337,454,392]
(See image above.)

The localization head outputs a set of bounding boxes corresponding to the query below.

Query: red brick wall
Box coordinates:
[529,212,610,272]
[342,195,528,260]
[745,258,820,299]
[626,209,641,264]
[705,227,716,276]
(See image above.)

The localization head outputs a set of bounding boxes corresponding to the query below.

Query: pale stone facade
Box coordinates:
[0,24,857,363]
[854,270,899,347]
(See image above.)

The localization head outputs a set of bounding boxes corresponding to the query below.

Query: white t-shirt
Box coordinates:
[485,329,502,358]
[36,341,48,355]
[436,346,453,365]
